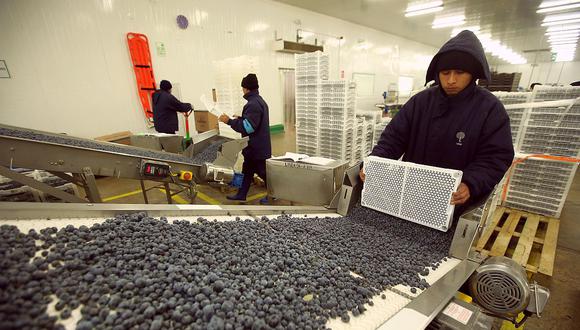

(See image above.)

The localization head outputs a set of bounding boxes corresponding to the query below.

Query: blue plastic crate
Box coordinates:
[231,172,244,188]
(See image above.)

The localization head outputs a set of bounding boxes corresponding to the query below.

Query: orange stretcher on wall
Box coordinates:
[127,32,157,123]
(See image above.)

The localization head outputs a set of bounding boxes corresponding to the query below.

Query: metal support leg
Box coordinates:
[189,182,197,204]
[140,180,149,204]
[81,167,102,203]
[47,171,84,185]
[163,182,172,204]
[0,165,86,203]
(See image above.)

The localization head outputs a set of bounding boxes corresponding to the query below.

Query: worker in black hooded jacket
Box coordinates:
[152,80,193,134]
[363,30,514,216]
[219,74,272,203]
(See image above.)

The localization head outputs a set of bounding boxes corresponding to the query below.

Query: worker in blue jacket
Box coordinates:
[363,30,514,215]
[219,74,272,203]
[152,80,193,134]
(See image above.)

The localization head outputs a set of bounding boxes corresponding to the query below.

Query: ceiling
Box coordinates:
[273,0,579,64]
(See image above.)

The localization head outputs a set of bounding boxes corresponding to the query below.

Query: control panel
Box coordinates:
[140,160,171,178]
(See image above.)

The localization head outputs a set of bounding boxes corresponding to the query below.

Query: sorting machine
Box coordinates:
[0,124,247,204]
[0,158,550,329]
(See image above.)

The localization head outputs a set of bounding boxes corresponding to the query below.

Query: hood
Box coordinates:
[425,30,491,85]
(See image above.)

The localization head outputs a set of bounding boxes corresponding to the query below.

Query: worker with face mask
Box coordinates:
[219,74,272,203]
[363,30,514,216]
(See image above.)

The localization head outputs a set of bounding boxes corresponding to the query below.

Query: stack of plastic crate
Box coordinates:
[504,158,577,218]
[373,118,391,147]
[0,169,79,203]
[0,175,38,202]
[503,86,580,218]
[519,99,580,157]
[364,120,375,156]
[493,91,531,105]
[295,52,329,156]
[493,92,532,148]
[31,170,79,202]
[213,56,260,115]
[318,80,356,162]
[531,85,580,102]
[351,117,366,162]
[213,56,260,138]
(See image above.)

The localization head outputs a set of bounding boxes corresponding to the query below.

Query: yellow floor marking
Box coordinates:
[246,192,267,202]
[196,192,220,205]
[157,188,219,205]
[102,189,143,202]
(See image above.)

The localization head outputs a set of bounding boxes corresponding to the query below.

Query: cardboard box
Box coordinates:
[194,110,219,132]
[94,131,133,145]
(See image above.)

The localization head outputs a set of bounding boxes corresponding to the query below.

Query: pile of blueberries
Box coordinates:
[0,206,452,329]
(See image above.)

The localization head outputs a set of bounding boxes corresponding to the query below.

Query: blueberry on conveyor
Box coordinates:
[0,205,452,329]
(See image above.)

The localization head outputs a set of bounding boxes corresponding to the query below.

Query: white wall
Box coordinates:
[494,61,580,89]
[0,0,437,138]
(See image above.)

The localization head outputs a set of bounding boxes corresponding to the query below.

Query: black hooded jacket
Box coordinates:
[371,31,514,208]
[152,90,192,134]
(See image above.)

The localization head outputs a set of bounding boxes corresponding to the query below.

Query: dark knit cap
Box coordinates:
[160,80,172,91]
[241,74,259,90]
[436,50,482,77]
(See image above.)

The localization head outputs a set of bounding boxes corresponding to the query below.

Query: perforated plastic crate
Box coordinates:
[362,156,462,231]
[531,86,580,102]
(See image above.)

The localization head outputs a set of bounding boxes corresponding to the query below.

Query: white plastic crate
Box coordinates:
[362,156,462,232]
[504,157,577,218]
[494,91,532,105]
[531,86,580,102]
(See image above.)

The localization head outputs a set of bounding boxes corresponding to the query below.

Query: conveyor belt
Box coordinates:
[0,204,465,330]
[0,125,199,165]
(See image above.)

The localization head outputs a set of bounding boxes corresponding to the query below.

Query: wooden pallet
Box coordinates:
[475,206,560,276]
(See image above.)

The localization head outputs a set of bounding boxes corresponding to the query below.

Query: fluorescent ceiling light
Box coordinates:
[548,38,578,44]
[552,43,577,48]
[548,36,579,41]
[547,23,580,31]
[546,30,580,36]
[555,55,575,62]
[432,15,466,29]
[539,0,580,9]
[548,33,579,38]
[543,12,580,22]
[406,0,443,12]
[477,34,527,64]
[538,3,580,13]
[405,6,443,17]
[552,44,577,48]
[542,18,580,26]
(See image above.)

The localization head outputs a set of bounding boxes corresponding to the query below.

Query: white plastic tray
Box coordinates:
[362,156,462,232]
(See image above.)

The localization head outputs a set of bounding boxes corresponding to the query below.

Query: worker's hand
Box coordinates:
[451,183,470,205]
[218,114,230,124]
[359,168,365,182]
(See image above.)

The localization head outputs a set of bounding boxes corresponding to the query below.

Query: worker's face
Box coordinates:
[438,70,472,96]
[242,87,250,95]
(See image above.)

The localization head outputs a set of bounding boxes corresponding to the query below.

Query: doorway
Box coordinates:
[279,68,295,128]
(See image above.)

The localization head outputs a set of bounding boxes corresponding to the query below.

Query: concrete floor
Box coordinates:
[90,128,579,330]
